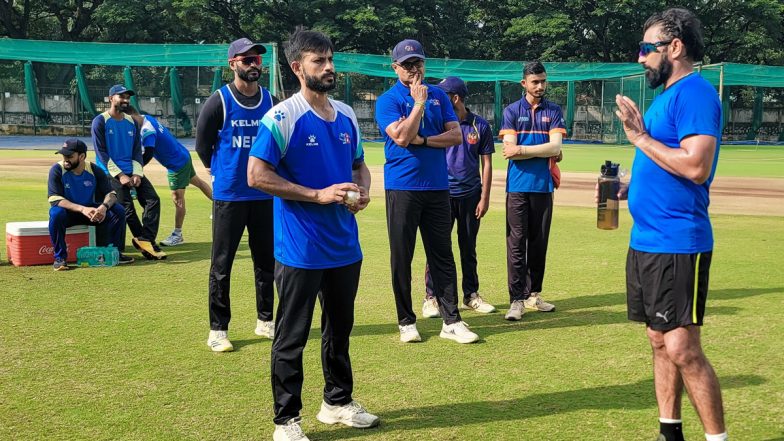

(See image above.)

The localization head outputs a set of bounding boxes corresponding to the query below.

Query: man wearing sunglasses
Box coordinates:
[612,8,726,441]
[375,39,479,344]
[196,38,278,352]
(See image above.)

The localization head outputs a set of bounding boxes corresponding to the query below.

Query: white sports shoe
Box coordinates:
[439,321,479,344]
[316,400,380,428]
[273,417,310,441]
[207,330,233,352]
[505,300,526,321]
[160,233,184,247]
[524,293,556,312]
[421,297,441,318]
[255,319,275,339]
[462,293,496,313]
[398,324,422,343]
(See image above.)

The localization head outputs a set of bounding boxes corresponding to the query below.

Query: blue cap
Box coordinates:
[108,84,134,97]
[436,76,468,98]
[56,138,87,155]
[392,39,426,63]
[228,38,266,59]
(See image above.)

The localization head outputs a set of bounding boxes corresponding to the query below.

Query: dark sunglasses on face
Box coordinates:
[397,60,424,71]
[638,40,672,57]
[230,55,262,66]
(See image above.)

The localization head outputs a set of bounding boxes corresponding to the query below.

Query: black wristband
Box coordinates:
[101,202,110,210]
[422,136,428,147]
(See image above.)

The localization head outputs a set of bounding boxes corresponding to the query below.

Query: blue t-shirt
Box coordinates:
[212,84,273,201]
[140,115,191,172]
[91,112,143,177]
[500,97,566,193]
[375,80,459,190]
[250,93,364,270]
[48,162,113,208]
[628,73,721,254]
[446,110,495,197]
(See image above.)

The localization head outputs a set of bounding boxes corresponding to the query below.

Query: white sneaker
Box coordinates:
[273,417,310,441]
[398,324,422,343]
[421,297,441,318]
[504,300,526,321]
[316,400,380,428]
[524,293,556,312]
[207,330,234,352]
[439,321,479,344]
[160,233,184,247]
[462,293,496,313]
[255,319,275,339]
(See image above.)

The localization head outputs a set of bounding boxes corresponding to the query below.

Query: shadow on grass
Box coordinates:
[558,287,784,310]
[327,301,743,340]
[308,374,766,440]
[231,338,273,351]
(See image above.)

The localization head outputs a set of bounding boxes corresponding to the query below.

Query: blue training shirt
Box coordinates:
[375,80,459,190]
[91,112,143,177]
[48,162,114,208]
[212,84,273,201]
[628,73,722,254]
[446,110,495,197]
[140,115,191,172]
[250,92,364,269]
[500,97,566,193]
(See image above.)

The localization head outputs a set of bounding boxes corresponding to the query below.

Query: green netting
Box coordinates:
[123,67,142,112]
[169,67,192,136]
[23,62,49,122]
[0,39,280,96]
[75,65,98,117]
[211,68,223,93]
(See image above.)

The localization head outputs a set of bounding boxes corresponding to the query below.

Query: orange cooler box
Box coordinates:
[6,221,95,266]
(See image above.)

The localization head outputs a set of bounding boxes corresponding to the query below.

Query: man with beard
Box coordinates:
[92,84,165,260]
[611,8,726,441]
[248,29,378,441]
[195,38,277,352]
[375,39,479,344]
[47,138,133,270]
[500,61,564,321]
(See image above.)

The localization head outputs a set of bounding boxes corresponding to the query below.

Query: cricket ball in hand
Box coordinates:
[344,190,359,205]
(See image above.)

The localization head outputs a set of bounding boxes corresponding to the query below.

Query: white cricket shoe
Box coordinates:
[160,233,184,247]
[462,293,496,313]
[439,321,479,344]
[505,300,526,321]
[316,400,380,428]
[421,297,441,318]
[524,293,556,312]
[255,319,275,339]
[398,324,422,343]
[273,417,310,441]
[207,330,233,352]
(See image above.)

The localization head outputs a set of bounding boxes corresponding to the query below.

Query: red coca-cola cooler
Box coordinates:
[6,221,95,266]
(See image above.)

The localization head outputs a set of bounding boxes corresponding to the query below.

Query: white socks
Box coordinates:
[705,432,728,441]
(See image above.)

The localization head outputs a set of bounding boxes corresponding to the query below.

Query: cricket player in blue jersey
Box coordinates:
[248,29,379,441]
[195,38,276,352]
[47,138,133,270]
[612,8,727,441]
[92,84,165,260]
[127,106,212,246]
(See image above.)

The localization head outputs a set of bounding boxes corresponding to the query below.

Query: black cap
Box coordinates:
[56,139,87,155]
[228,38,266,59]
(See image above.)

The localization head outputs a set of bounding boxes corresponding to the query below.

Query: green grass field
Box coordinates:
[0,146,782,440]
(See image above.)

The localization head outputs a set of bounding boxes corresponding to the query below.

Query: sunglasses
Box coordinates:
[638,40,672,57]
[229,55,262,66]
[397,60,424,71]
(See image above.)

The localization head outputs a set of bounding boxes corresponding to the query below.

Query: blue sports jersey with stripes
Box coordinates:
[140,115,190,172]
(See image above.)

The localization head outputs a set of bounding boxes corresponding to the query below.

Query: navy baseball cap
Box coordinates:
[437,76,468,98]
[108,84,134,97]
[228,38,266,59]
[392,39,426,63]
[56,138,87,155]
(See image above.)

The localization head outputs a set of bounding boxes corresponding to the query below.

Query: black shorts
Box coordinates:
[626,248,712,332]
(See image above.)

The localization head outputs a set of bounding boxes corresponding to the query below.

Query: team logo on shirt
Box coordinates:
[339,132,352,145]
[518,116,530,122]
[64,183,71,189]
[466,128,479,145]
[306,134,319,147]
[108,129,114,135]
[542,116,551,123]
[83,181,93,187]
[274,110,286,122]
[127,131,133,137]
[428,99,440,106]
